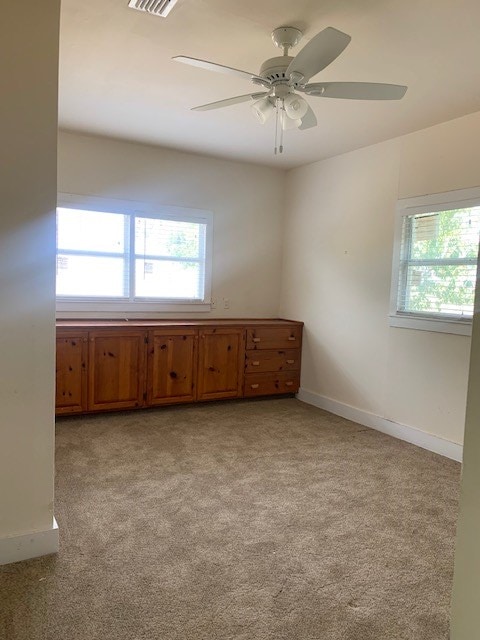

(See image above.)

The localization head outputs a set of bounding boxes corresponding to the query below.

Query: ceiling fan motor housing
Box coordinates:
[259,56,293,85]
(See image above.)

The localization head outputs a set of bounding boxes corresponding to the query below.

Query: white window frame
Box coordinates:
[56,193,213,318]
[390,187,480,336]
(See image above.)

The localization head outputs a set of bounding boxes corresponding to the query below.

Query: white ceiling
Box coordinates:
[59,0,480,169]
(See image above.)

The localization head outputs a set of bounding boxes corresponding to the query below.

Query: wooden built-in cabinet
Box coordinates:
[55,319,302,415]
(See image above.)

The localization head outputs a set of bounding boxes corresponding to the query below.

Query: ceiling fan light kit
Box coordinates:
[174,24,408,155]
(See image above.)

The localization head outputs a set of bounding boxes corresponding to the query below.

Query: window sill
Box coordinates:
[389,314,472,336]
[56,300,212,319]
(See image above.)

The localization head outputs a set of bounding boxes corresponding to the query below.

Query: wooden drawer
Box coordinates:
[244,372,300,397]
[246,326,302,350]
[245,349,300,373]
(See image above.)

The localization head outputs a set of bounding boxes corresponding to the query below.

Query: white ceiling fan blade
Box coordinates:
[192,92,269,112]
[173,56,267,84]
[286,28,351,84]
[298,105,317,130]
[305,82,408,100]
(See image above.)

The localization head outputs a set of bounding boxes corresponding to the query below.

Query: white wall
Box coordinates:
[451,271,480,637]
[58,131,285,319]
[280,110,480,447]
[0,2,59,543]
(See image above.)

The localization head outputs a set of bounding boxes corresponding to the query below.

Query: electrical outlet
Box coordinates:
[210,298,217,309]
[223,297,230,310]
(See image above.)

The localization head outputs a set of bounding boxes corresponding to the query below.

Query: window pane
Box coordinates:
[57,208,126,253]
[135,259,202,299]
[135,217,203,259]
[56,255,127,298]
[56,206,211,303]
[401,263,477,317]
[397,206,480,319]
[409,208,480,260]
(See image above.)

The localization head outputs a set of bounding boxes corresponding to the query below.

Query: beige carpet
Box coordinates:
[1,398,460,640]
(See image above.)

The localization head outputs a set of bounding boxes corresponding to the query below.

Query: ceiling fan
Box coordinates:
[173,26,407,154]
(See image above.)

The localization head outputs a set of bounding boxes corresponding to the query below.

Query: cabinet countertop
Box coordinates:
[56,318,303,329]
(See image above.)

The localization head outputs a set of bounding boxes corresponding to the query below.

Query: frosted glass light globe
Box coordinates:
[281,113,302,130]
[251,97,274,124]
[284,93,308,120]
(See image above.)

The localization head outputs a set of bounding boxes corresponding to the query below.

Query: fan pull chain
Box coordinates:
[274,98,279,155]
[279,100,284,154]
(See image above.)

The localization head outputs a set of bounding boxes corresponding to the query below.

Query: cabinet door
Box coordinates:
[88,330,146,412]
[147,329,197,406]
[56,331,88,414]
[197,328,245,401]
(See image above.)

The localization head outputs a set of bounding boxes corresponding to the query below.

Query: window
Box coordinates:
[390,188,480,335]
[56,195,212,316]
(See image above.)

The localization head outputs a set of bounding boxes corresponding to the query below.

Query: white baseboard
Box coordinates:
[297,388,463,463]
[0,517,59,566]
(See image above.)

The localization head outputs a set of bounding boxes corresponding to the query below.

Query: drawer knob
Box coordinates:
[286,359,295,364]
[252,361,260,366]
[252,337,261,343]
[250,384,259,389]
[285,381,294,387]
[288,336,296,341]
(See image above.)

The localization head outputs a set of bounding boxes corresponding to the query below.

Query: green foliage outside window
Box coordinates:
[400,208,480,317]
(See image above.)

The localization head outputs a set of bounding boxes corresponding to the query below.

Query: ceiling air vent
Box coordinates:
[127,0,178,18]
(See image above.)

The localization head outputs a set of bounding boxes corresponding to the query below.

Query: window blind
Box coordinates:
[134,217,206,300]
